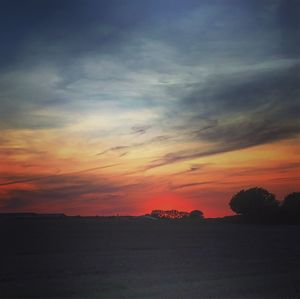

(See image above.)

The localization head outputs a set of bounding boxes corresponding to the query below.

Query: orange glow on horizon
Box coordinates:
[143,192,202,214]
[1,129,299,218]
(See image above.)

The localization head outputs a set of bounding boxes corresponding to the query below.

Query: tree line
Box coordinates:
[148,188,300,223]
[150,209,204,219]
[229,187,300,223]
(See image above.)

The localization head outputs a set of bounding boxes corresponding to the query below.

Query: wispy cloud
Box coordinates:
[170,181,214,190]
[0,171,143,213]
[0,164,119,186]
[131,125,152,135]
[96,135,171,156]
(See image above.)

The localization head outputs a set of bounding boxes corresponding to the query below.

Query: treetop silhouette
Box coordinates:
[229,187,279,216]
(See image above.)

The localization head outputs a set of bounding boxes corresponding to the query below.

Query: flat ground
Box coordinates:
[1,218,300,298]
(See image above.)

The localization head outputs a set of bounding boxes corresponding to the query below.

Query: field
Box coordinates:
[1,217,300,298]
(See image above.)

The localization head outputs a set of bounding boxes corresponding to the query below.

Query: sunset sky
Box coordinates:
[0,0,299,217]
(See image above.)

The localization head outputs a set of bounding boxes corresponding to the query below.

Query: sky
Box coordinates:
[0,0,299,217]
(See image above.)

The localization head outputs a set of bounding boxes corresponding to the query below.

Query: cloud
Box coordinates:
[143,62,300,169]
[180,62,300,115]
[170,181,214,190]
[96,135,171,156]
[96,146,130,156]
[0,147,45,156]
[0,172,141,212]
[1,0,298,133]
[145,123,299,170]
[190,63,300,141]
[145,146,236,170]
[0,66,68,129]
[0,164,119,186]
[222,162,300,178]
[131,125,151,135]
[171,164,209,177]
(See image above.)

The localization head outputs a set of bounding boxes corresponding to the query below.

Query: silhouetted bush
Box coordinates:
[281,192,300,218]
[189,210,204,219]
[229,187,279,217]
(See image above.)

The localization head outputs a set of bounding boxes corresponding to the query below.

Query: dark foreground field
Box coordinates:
[1,218,300,298]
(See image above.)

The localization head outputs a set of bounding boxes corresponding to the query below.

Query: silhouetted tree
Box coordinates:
[150,210,189,219]
[189,210,204,219]
[229,187,279,217]
[281,192,300,217]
